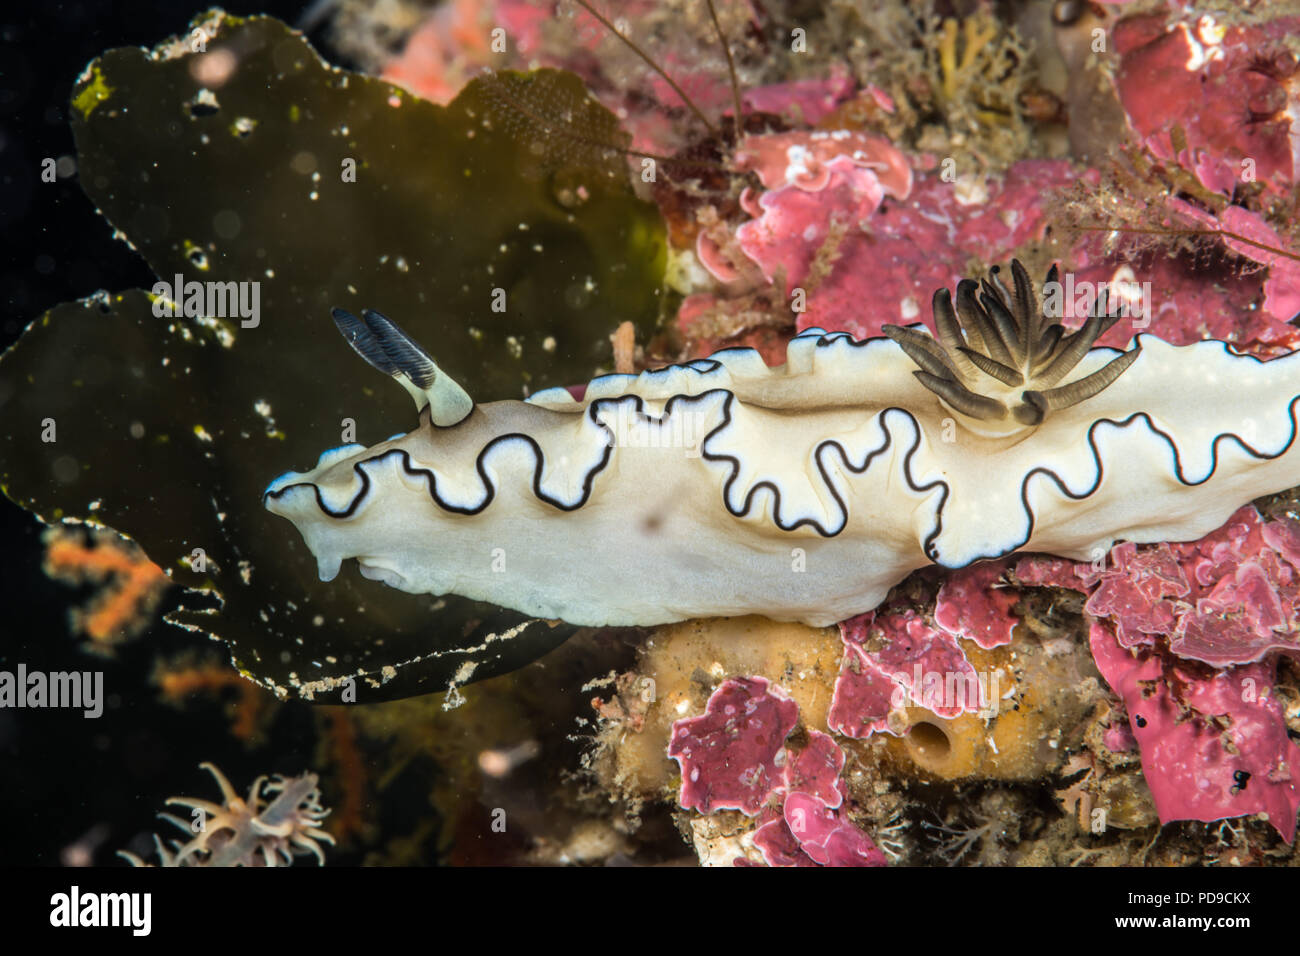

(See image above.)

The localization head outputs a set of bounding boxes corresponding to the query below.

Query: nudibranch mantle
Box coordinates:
[265,301,1300,629]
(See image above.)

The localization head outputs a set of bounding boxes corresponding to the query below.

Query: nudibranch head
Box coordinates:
[884,260,1141,438]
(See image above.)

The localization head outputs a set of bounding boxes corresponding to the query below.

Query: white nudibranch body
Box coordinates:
[265,279,1300,629]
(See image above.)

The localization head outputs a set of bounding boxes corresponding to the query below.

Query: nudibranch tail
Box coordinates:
[331,307,473,426]
[884,259,1141,435]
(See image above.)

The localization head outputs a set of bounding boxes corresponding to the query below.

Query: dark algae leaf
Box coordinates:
[0,11,667,701]
[70,12,666,399]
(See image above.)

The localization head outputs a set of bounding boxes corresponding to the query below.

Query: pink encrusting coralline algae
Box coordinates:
[693,140,1300,356]
[668,675,799,816]
[822,505,1300,841]
[827,570,1017,740]
[828,606,989,740]
[1164,200,1300,328]
[685,8,1300,357]
[669,677,887,866]
[1113,9,1300,200]
[695,135,1086,341]
[934,561,1019,650]
[1015,505,1300,841]
[1090,624,1300,843]
[1017,506,1300,667]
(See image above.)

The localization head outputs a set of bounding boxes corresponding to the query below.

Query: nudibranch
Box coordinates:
[265,262,1300,628]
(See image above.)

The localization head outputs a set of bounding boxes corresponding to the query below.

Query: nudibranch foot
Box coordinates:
[266,264,1300,630]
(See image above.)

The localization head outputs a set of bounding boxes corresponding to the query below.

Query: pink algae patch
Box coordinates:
[934,559,1018,649]
[669,680,888,867]
[827,603,993,741]
[1083,542,1189,648]
[668,675,798,816]
[1113,11,1300,199]
[1014,506,1300,840]
[1090,622,1300,842]
[1019,506,1300,668]
[750,730,887,867]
